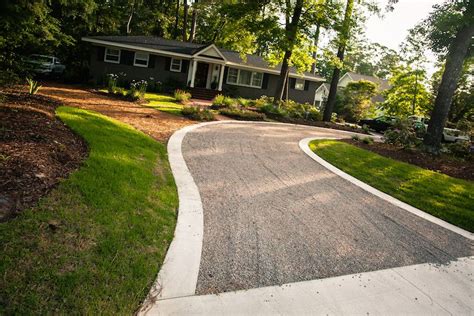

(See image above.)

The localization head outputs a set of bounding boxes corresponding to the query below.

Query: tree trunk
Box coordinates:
[423,23,474,151]
[273,0,304,103]
[322,47,344,121]
[183,0,188,41]
[126,1,135,34]
[173,0,180,39]
[189,3,197,42]
[310,23,321,75]
[323,0,354,121]
[411,70,418,115]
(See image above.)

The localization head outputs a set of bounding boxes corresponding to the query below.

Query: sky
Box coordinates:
[365,0,445,75]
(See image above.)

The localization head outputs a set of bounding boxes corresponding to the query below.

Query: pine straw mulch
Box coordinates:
[38,84,195,143]
[0,91,88,221]
[342,139,474,181]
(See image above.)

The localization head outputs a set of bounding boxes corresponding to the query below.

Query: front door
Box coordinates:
[194,62,209,88]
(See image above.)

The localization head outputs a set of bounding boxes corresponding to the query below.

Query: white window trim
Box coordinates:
[133,52,149,67]
[170,58,182,72]
[104,48,120,64]
[294,78,305,90]
[226,67,263,89]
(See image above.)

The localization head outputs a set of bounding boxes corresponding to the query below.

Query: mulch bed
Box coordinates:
[262,112,369,134]
[0,91,88,221]
[342,139,474,181]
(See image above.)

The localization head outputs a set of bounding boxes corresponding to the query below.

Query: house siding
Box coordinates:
[223,71,321,104]
[89,46,189,85]
[89,45,322,104]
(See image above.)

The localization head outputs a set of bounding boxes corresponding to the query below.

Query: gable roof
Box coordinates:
[82,36,324,82]
[344,72,390,90]
[315,83,330,94]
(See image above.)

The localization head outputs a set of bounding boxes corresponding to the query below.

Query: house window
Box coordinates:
[295,78,305,90]
[226,67,263,88]
[104,48,120,63]
[134,52,149,67]
[227,68,238,84]
[170,58,182,72]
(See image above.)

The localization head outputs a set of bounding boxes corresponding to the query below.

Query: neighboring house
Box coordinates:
[82,36,325,103]
[314,72,390,108]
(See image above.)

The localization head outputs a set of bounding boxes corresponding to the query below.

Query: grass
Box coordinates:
[0,106,177,314]
[143,92,183,115]
[310,140,474,232]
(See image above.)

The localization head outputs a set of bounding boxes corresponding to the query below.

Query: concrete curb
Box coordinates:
[299,137,473,241]
[149,256,474,315]
[140,121,369,313]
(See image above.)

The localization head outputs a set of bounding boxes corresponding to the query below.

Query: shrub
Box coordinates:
[219,108,266,121]
[126,80,147,100]
[362,136,374,145]
[258,103,288,117]
[361,124,370,134]
[352,135,360,141]
[237,98,251,107]
[26,78,41,95]
[211,94,235,109]
[106,73,118,93]
[181,106,214,121]
[383,119,420,148]
[254,95,273,108]
[174,89,192,104]
[147,77,162,93]
[442,141,472,158]
[308,107,322,121]
[212,94,225,108]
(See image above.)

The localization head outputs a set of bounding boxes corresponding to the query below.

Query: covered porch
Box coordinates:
[186,44,227,99]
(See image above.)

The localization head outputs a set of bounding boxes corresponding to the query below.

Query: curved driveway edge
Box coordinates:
[299,137,473,241]
[140,121,224,313]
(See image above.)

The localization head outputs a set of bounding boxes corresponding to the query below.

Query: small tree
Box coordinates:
[381,67,431,117]
[337,80,377,122]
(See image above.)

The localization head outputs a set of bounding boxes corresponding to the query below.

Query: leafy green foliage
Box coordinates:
[211,94,235,109]
[181,106,214,121]
[219,108,266,121]
[336,80,377,122]
[0,107,178,313]
[310,139,474,232]
[381,67,432,117]
[383,119,421,149]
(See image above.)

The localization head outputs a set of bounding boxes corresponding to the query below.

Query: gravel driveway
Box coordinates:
[181,122,473,295]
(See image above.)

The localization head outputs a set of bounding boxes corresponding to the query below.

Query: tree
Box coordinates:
[183,0,188,41]
[323,0,355,121]
[421,0,474,151]
[381,67,431,117]
[336,80,377,122]
[431,58,474,123]
[273,0,304,103]
[400,28,428,115]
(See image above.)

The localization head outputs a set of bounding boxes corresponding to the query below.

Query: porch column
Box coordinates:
[190,59,198,88]
[217,64,225,91]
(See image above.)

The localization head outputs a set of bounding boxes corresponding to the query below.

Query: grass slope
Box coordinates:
[310,140,474,232]
[144,93,183,115]
[0,107,177,314]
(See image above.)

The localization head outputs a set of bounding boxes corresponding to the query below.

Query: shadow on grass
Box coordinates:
[310,140,474,232]
[0,106,177,314]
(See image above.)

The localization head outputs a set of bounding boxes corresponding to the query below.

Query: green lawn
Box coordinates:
[310,140,474,232]
[0,107,177,314]
[143,92,183,115]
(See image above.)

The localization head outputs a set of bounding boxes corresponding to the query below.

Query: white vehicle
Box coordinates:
[27,54,66,75]
[442,128,470,143]
[408,116,469,143]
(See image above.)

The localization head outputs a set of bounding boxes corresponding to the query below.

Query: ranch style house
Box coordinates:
[82,36,326,103]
